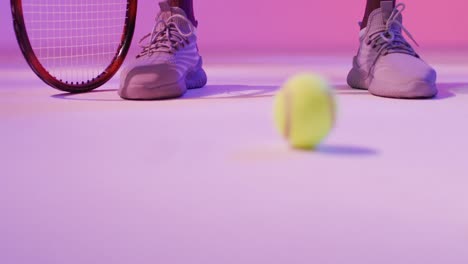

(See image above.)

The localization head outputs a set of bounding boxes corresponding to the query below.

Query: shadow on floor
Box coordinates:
[316,144,379,156]
[333,84,368,95]
[51,89,122,102]
[182,85,278,99]
[50,84,364,101]
[51,85,280,101]
[335,82,465,100]
[184,84,385,99]
[51,82,467,101]
[438,82,468,98]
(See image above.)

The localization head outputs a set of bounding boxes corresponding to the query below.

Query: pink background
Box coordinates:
[0,0,467,54]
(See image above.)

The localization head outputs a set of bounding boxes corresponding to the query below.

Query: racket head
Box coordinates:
[11,0,138,93]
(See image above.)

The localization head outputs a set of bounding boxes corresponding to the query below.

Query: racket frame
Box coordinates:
[11,0,138,93]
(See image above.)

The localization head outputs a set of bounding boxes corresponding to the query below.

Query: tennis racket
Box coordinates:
[11,0,138,93]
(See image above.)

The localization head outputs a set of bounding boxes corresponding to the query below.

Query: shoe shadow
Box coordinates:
[433,83,462,100]
[333,84,369,95]
[335,82,463,100]
[182,85,278,99]
[183,84,374,100]
[437,82,468,98]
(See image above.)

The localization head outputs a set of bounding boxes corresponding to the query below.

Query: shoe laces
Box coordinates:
[367,3,419,58]
[137,14,195,58]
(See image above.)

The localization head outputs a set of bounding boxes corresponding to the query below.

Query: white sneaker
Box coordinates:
[347,1,437,99]
[119,1,207,100]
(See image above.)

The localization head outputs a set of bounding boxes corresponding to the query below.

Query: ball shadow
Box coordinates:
[315,144,379,156]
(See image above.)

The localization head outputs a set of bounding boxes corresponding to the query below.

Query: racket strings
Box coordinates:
[22,0,128,84]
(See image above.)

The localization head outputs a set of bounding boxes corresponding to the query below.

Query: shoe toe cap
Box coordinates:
[119,64,184,100]
[374,54,436,83]
[371,54,438,98]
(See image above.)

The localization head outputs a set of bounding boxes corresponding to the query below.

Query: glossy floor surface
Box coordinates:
[1,52,468,264]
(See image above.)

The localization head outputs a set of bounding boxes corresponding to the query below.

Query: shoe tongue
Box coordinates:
[367,1,402,35]
[156,1,193,34]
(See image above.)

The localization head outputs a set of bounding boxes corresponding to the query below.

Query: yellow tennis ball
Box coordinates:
[274,73,336,150]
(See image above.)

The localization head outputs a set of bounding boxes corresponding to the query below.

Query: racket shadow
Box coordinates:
[51,89,122,102]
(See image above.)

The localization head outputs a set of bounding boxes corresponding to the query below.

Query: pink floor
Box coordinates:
[1,52,468,263]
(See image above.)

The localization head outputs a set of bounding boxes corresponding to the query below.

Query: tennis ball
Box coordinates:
[273,73,336,150]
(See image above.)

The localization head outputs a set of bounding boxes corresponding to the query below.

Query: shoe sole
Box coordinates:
[369,79,438,99]
[347,66,438,99]
[119,58,208,100]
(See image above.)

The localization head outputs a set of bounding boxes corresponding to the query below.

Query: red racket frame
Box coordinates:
[11,0,138,93]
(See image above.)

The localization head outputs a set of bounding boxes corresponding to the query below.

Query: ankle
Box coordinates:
[188,17,198,28]
[360,21,368,30]
[361,0,395,30]
[168,0,197,27]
